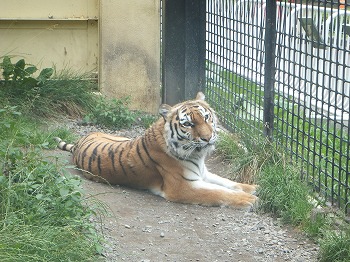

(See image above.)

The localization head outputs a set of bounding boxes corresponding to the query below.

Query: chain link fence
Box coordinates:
[205,0,349,212]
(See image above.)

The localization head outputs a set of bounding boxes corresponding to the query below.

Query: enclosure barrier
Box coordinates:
[206,0,349,212]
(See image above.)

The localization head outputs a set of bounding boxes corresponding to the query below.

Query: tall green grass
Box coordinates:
[0,56,97,118]
[320,227,350,262]
[216,127,350,261]
[0,102,104,261]
[206,62,349,211]
[0,224,97,262]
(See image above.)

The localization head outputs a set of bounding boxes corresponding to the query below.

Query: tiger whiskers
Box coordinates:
[182,141,204,159]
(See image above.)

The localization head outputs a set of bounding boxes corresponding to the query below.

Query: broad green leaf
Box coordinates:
[25,66,38,75]
[37,68,54,83]
[59,187,70,197]
[14,59,26,79]
[22,77,38,89]
[15,59,25,69]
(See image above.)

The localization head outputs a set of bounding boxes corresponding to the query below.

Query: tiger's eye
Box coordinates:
[182,121,193,127]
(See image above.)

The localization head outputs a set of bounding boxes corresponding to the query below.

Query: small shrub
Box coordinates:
[216,131,275,183]
[0,106,104,260]
[136,113,158,128]
[0,144,103,260]
[84,96,136,129]
[0,224,97,262]
[0,56,97,118]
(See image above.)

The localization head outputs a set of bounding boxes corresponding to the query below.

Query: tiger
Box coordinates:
[55,92,257,209]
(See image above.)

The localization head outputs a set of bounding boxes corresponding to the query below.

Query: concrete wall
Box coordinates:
[99,0,161,113]
[0,0,161,113]
[0,0,98,74]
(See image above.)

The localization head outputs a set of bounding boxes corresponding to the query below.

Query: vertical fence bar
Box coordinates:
[185,0,206,100]
[263,0,277,139]
[162,0,206,105]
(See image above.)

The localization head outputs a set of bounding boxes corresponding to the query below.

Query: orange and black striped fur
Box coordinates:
[55,92,257,208]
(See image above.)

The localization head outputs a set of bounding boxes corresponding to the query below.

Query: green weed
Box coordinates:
[0,56,97,118]
[136,113,158,128]
[0,224,96,262]
[319,227,350,262]
[0,105,75,149]
[83,96,137,129]
[216,130,350,261]
[0,106,105,260]
[206,62,349,212]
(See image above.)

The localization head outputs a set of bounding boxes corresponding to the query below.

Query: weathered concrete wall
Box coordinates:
[99,0,161,113]
[0,0,98,74]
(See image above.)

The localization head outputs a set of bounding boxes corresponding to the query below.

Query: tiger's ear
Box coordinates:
[159,104,172,120]
[195,92,205,101]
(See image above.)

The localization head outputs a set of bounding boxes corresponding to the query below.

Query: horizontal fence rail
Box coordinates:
[206,0,349,212]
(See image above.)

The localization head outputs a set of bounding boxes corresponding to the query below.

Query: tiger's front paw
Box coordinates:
[236,192,258,210]
[236,183,258,195]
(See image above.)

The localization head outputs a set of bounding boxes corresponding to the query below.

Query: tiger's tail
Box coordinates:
[54,137,75,152]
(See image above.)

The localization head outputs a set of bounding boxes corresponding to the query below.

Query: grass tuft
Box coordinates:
[319,227,350,262]
[0,224,97,262]
[0,101,105,261]
[216,130,350,261]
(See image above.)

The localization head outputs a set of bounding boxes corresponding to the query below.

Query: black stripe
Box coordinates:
[151,127,158,141]
[108,150,117,174]
[97,155,102,175]
[107,143,114,151]
[136,141,147,166]
[169,120,175,138]
[76,151,83,167]
[101,142,109,152]
[141,137,158,165]
[81,141,95,169]
[78,136,94,148]
[177,156,199,169]
[118,147,127,176]
[88,142,103,172]
[126,141,138,176]
[128,140,135,150]
[62,143,67,151]
[174,123,186,140]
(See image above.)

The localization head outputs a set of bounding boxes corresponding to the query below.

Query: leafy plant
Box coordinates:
[0,56,97,118]
[136,112,158,128]
[0,105,104,260]
[84,96,137,129]
[1,56,53,98]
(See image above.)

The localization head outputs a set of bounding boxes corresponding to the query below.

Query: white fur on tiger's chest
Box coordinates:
[181,158,206,181]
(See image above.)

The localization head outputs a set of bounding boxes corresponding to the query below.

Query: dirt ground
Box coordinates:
[52,149,319,262]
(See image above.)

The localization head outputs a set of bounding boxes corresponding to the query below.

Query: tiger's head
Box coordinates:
[159,92,218,159]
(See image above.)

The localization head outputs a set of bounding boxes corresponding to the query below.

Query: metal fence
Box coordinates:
[206,0,349,212]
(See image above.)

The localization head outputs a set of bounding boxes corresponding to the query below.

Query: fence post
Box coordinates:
[161,0,206,105]
[263,0,277,140]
